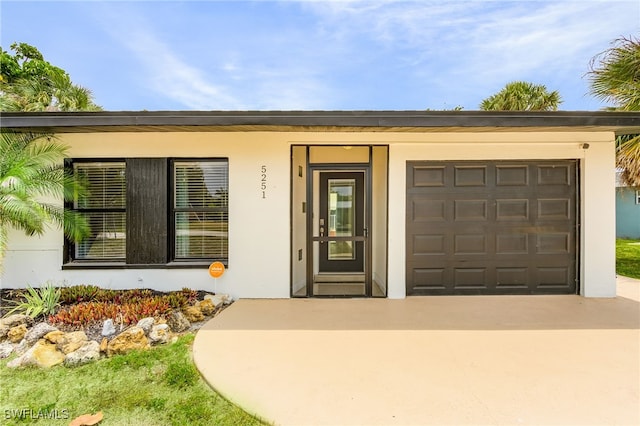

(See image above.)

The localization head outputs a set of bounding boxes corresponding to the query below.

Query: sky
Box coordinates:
[1,0,639,112]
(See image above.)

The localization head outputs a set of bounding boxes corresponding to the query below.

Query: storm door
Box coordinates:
[309,168,370,297]
[319,172,365,273]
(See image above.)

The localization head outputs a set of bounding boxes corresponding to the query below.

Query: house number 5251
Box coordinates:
[260,165,267,199]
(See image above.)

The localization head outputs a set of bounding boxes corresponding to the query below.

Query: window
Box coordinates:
[173,161,229,261]
[66,158,228,267]
[72,162,126,260]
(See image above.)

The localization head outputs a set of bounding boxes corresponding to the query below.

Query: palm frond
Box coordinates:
[480,81,562,111]
[0,132,88,268]
[38,202,90,241]
[587,36,640,111]
[617,135,640,187]
[0,195,46,236]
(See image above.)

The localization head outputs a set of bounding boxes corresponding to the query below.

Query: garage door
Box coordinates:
[406,161,578,295]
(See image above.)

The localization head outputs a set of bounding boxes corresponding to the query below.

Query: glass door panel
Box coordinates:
[328,178,355,260]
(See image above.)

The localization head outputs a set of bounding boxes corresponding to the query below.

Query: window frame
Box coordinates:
[65,158,127,264]
[64,157,229,269]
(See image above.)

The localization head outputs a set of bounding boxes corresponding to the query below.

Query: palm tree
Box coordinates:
[587,36,640,186]
[0,132,89,268]
[480,81,562,111]
[0,73,101,112]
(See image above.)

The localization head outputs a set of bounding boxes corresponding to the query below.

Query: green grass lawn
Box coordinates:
[0,334,266,426]
[616,238,640,279]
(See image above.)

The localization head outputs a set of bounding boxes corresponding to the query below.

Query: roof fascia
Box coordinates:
[1,110,639,134]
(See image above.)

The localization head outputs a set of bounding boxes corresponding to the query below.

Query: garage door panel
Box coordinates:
[412,165,446,187]
[454,166,487,186]
[537,267,571,288]
[496,199,529,220]
[536,233,571,254]
[412,234,446,255]
[454,200,488,221]
[496,165,529,186]
[411,198,446,221]
[407,160,577,295]
[537,199,571,219]
[411,268,447,289]
[537,164,571,185]
[496,267,529,288]
[454,268,488,288]
[496,233,529,254]
[454,234,487,255]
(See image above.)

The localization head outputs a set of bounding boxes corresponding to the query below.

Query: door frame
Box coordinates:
[307,163,372,297]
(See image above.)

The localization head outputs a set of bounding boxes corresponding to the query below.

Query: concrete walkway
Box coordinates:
[193,278,640,426]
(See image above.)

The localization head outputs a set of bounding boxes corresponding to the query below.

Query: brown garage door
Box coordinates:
[406,161,578,295]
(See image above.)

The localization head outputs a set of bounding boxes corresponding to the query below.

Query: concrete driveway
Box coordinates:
[193,278,640,425]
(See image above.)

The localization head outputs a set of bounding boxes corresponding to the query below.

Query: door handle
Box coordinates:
[320,226,324,243]
[364,227,369,238]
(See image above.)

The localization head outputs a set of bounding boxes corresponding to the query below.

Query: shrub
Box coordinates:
[120,289,153,303]
[49,297,173,327]
[59,284,101,304]
[181,287,199,305]
[3,282,60,319]
[165,293,189,309]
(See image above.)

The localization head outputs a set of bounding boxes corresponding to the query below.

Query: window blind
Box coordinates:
[72,162,126,260]
[174,161,228,260]
[74,162,126,209]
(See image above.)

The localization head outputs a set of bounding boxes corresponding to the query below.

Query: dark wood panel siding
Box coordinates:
[126,158,168,264]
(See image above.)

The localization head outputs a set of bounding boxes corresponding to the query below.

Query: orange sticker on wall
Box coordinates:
[209,261,225,278]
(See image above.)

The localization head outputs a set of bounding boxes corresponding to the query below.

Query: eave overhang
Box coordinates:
[1,110,640,135]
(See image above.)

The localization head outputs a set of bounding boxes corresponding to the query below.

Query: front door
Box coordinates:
[318,172,365,273]
[309,168,369,297]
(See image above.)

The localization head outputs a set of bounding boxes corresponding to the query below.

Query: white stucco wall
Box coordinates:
[2,132,293,299]
[1,130,617,298]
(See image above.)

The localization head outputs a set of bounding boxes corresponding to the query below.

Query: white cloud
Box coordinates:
[93,6,246,110]
[130,32,246,110]
[84,0,639,110]
[302,0,639,107]
[92,2,339,110]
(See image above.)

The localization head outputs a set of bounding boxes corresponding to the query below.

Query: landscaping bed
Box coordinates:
[0,285,265,425]
[0,285,230,367]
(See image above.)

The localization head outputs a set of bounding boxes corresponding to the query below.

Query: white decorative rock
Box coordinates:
[136,317,155,335]
[148,324,170,345]
[204,294,225,308]
[64,341,101,366]
[101,319,116,337]
[0,341,14,359]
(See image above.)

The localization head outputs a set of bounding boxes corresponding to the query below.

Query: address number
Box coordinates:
[260,165,267,198]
